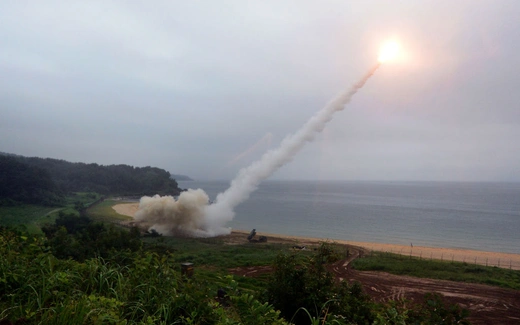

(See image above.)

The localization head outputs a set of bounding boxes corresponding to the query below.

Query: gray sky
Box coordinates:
[1,0,519,181]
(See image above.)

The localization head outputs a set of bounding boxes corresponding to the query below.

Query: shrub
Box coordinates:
[42,214,141,261]
[265,244,374,325]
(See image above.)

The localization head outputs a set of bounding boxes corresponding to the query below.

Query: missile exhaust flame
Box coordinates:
[378,41,400,63]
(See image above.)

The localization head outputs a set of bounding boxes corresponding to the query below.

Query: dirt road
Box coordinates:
[228,242,520,325]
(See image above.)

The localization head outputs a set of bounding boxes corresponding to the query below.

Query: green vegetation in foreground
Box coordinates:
[0,227,290,325]
[0,200,473,324]
[1,226,472,325]
[352,251,520,290]
[142,236,315,292]
[87,199,132,222]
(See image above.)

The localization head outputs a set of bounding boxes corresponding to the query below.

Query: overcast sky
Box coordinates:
[1,0,519,181]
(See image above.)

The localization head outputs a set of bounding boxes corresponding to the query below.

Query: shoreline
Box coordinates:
[112,202,520,270]
[241,230,520,270]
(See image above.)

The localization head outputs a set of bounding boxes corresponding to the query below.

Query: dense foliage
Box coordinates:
[41,213,142,261]
[266,243,375,324]
[0,156,63,206]
[0,153,183,205]
[0,227,290,325]
[0,212,473,324]
[1,226,473,325]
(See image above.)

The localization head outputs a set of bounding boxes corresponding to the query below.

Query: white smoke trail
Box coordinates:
[133,64,380,237]
[204,64,381,230]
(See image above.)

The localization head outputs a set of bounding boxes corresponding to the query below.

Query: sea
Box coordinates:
[177,180,520,254]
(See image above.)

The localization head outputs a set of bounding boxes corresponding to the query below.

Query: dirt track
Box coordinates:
[331,248,520,325]
[226,237,520,325]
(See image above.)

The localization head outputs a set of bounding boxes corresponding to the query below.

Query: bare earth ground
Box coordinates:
[224,232,520,325]
[113,203,520,324]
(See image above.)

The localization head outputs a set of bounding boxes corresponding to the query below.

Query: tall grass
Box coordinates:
[0,228,294,324]
[1,227,478,324]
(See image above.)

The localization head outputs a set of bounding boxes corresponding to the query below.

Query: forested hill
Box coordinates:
[0,155,64,205]
[0,153,184,202]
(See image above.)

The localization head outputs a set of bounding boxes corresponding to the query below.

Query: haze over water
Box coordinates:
[179,180,520,254]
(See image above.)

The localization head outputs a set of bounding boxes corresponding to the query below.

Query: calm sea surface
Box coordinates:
[178,180,520,254]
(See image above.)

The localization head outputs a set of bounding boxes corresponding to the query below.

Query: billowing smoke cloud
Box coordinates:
[134,64,380,237]
[133,189,227,237]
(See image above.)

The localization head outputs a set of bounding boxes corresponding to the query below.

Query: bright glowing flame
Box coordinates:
[378,41,400,63]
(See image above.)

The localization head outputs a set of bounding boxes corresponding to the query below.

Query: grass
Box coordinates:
[0,193,513,324]
[91,200,313,271]
[8,196,518,295]
[85,199,316,292]
[0,192,103,233]
[352,251,520,290]
[0,232,233,325]
[140,236,316,293]
[142,236,314,269]
[63,192,102,206]
[90,200,520,292]
[87,199,132,222]
[0,205,60,233]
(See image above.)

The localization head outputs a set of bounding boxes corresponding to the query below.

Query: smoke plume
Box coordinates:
[133,64,380,237]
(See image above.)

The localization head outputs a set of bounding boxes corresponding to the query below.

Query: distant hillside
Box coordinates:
[0,155,64,205]
[0,153,184,199]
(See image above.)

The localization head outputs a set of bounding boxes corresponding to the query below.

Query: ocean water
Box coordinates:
[177,180,520,254]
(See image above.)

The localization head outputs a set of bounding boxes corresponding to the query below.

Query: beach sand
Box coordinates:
[112,202,520,270]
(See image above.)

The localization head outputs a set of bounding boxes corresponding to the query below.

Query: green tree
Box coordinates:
[0,155,63,205]
[1,153,183,196]
[266,243,374,324]
[42,214,141,262]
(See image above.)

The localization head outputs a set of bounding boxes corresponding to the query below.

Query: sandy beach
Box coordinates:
[112,202,520,270]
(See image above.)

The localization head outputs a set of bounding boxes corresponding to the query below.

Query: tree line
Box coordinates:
[0,153,184,206]
[0,155,63,206]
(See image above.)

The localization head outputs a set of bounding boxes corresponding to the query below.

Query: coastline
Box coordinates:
[112,202,520,270]
[244,230,520,270]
